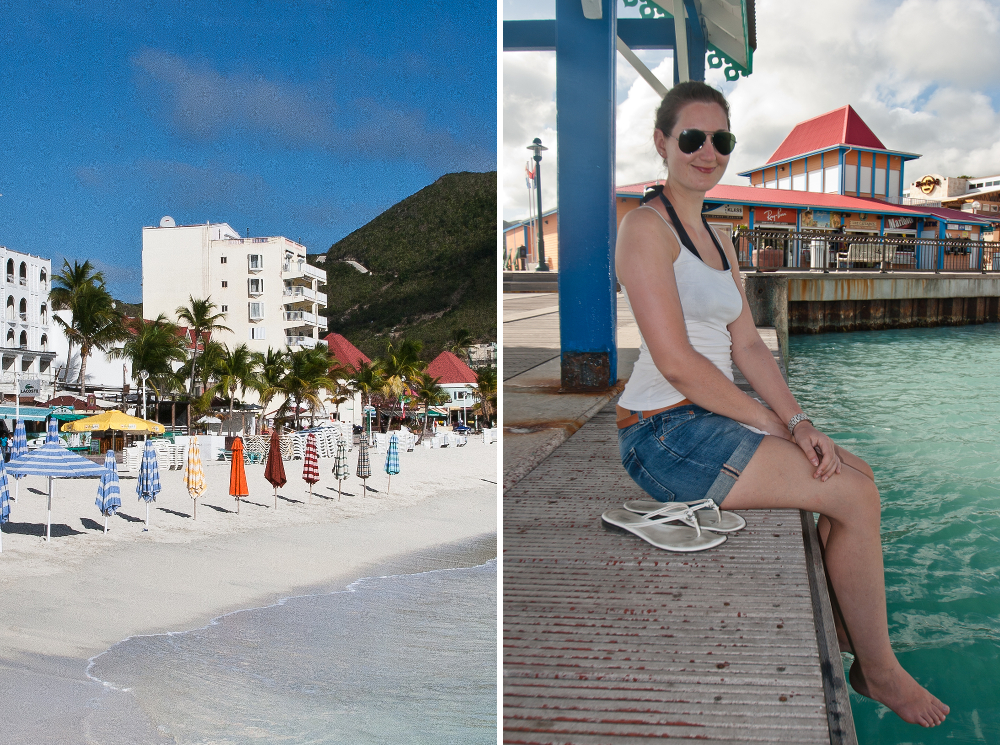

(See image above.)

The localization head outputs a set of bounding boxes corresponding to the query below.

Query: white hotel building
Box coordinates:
[142,218,327,354]
[0,246,56,397]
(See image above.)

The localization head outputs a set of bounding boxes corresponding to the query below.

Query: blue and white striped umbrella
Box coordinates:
[136,439,161,503]
[136,439,161,531]
[10,420,27,496]
[7,442,107,542]
[45,417,60,444]
[0,458,9,553]
[96,450,121,532]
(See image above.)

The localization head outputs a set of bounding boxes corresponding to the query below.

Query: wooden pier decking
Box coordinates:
[503,295,857,744]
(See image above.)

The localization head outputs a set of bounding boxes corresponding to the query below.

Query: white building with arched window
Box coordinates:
[0,246,55,400]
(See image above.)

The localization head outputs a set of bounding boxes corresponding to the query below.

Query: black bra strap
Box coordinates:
[657,193,730,271]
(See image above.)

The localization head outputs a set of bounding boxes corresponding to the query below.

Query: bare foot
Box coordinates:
[849,660,949,727]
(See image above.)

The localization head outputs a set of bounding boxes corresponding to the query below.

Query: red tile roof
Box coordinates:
[616,181,925,217]
[322,333,371,372]
[765,105,886,164]
[426,351,478,385]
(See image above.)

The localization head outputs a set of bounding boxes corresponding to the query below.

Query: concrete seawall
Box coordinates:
[745,272,1000,340]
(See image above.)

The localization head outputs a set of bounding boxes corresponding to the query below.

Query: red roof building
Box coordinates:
[426,351,478,385]
[322,332,371,372]
[737,105,920,201]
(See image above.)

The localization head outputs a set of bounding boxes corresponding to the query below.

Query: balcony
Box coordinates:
[284,310,318,325]
[286,335,317,349]
[283,285,317,302]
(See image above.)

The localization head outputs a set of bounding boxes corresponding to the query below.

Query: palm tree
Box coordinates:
[412,372,448,442]
[50,259,107,383]
[214,344,259,435]
[347,360,385,411]
[175,296,232,396]
[448,328,474,363]
[252,347,289,416]
[471,365,497,427]
[53,283,125,396]
[108,314,187,421]
[277,345,338,429]
[380,339,426,429]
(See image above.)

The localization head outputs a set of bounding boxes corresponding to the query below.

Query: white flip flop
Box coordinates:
[601,508,727,552]
[623,499,747,534]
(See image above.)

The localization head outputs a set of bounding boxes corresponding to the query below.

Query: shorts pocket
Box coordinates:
[622,447,677,503]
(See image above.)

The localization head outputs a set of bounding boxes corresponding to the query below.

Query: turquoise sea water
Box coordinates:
[86,559,497,744]
[788,325,1000,744]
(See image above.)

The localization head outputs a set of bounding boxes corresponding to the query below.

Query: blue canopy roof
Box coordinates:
[0,405,52,422]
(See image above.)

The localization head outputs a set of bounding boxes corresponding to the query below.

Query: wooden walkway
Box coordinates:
[503,332,856,743]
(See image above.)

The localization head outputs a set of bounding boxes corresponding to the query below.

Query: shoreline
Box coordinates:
[0,533,497,745]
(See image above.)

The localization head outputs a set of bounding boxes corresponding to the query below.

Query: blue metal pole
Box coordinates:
[555,0,618,390]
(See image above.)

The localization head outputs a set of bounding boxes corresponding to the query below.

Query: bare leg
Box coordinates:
[722,436,949,727]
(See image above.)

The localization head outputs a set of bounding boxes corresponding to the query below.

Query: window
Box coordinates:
[859,166,872,194]
[221,305,228,312]
[248,254,263,270]
[249,302,265,320]
[221,280,228,288]
[888,170,900,198]
[844,165,858,193]
[792,173,806,191]
[807,170,822,193]
[250,327,266,340]
[221,256,228,264]
[824,165,841,193]
[778,177,791,190]
[248,278,264,295]
[874,168,886,195]
[19,298,26,321]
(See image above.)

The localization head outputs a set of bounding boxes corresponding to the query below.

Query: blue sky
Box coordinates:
[0,1,496,302]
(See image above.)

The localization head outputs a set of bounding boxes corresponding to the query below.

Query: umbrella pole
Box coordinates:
[46,477,52,542]
[338,479,342,501]
[387,475,391,496]
[104,514,108,534]
[13,479,17,503]
[145,501,149,531]
[194,498,197,520]
[274,486,277,510]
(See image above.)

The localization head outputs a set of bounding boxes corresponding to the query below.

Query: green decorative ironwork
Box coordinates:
[623,0,668,19]
[708,45,752,81]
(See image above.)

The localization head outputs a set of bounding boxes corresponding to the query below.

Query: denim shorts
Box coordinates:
[618,404,765,506]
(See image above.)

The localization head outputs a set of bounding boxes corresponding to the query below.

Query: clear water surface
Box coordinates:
[88,559,497,744]
[788,325,1000,744]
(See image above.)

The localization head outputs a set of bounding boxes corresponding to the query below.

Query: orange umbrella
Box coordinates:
[229,436,249,514]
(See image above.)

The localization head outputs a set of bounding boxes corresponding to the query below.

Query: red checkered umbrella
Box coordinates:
[302,433,320,501]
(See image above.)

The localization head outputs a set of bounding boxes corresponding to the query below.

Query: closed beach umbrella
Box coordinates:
[303,433,319,501]
[264,429,286,510]
[183,438,207,520]
[0,458,10,552]
[96,450,121,534]
[136,439,161,531]
[10,420,26,503]
[229,436,249,514]
[7,442,106,542]
[384,432,400,496]
[332,438,349,501]
[356,432,371,496]
[45,418,60,444]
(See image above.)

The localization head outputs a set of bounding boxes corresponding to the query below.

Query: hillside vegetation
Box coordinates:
[321,171,496,360]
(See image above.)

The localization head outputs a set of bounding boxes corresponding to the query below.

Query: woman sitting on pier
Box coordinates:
[614,81,949,728]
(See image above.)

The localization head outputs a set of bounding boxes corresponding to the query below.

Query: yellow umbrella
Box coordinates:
[60,410,166,434]
[183,437,207,520]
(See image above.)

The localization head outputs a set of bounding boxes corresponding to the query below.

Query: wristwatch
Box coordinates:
[787,413,812,435]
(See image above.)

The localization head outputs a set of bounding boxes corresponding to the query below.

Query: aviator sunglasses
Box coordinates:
[670,128,737,156]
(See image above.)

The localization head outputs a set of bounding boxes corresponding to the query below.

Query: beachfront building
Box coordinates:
[503,208,558,271]
[0,246,56,401]
[142,217,328,356]
[907,173,1000,221]
[322,331,372,427]
[738,105,920,202]
[425,350,478,425]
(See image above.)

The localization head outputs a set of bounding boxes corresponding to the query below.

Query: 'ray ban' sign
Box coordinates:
[752,207,796,224]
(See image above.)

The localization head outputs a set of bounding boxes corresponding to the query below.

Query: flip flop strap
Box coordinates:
[641,510,702,537]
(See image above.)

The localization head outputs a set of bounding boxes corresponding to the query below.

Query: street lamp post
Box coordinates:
[527,138,550,271]
[139,369,149,424]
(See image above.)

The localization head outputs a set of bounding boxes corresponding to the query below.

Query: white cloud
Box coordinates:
[503,0,1000,220]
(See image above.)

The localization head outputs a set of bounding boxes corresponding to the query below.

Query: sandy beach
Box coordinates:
[0,437,497,743]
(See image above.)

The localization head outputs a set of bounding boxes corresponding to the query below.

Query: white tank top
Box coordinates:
[619,206,744,411]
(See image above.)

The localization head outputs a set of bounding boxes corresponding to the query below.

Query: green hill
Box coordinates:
[322,171,497,360]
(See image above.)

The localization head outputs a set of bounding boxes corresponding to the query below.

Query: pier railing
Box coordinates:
[734,228,1000,273]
